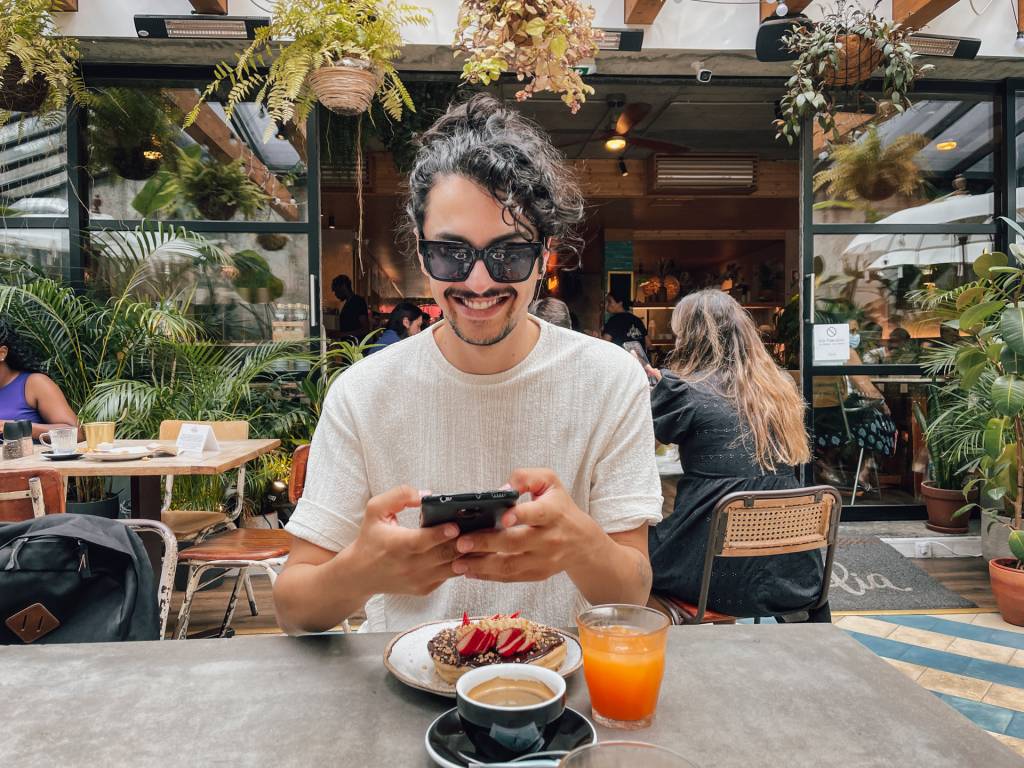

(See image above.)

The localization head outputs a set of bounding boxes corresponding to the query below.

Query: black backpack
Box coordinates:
[0,514,158,644]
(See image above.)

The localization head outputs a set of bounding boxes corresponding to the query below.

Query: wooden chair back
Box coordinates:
[159,420,249,441]
[0,469,66,522]
[688,485,842,624]
[288,444,310,505]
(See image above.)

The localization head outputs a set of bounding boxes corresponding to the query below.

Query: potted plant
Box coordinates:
[913,220,1024,624]
[775,0,931,145]
[814,125,929,203]
[232,250,285,304]
[912,395,971,533]
[88,88,181,181]
[186,0,429,137]
[454,0,601,114]
[0,0,89,122]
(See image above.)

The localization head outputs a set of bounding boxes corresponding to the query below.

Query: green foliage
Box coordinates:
[185,0,430,139]
[454,0,600,113]
[813,126,928,205]
[913,221,1024,562]
[775,0,932,145]
[87,88,182,178]
[0,0,90,126]
[231,250,285,302]
[131,145,269,220]
[912,397,963,491]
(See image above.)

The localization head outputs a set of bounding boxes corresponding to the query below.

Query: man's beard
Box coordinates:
[444,288,518,347]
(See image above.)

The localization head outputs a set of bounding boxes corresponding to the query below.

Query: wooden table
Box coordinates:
[0,625,1018,767]
[6,439,281,520]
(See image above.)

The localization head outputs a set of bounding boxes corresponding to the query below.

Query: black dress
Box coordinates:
[648,372,825,617]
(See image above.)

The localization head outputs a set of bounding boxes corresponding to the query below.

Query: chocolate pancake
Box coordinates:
[428,623,567,684]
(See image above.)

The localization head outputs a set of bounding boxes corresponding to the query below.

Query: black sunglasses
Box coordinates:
[418,239,544,283]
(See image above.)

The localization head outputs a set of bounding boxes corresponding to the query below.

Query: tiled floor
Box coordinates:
[835,611,1024,758]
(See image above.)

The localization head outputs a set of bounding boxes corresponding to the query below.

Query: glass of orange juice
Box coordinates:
[576,604,670,729]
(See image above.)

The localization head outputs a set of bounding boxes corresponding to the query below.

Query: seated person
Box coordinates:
[643,290,828,621]
[274,95,661,634]
[0,319,79,439]
[529,297,573,329]
[366,302,425,355]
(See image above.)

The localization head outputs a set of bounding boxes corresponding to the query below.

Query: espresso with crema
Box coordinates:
[467,677,555,706]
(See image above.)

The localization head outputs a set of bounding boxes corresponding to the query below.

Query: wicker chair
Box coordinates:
[649,486,842,625]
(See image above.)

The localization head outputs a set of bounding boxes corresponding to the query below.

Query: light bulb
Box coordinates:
[1016,32,1024,50]
[776,2,788,15]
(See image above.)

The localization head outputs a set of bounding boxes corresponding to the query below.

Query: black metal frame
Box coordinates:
[800,79,1019,520]
[0,63,322,336]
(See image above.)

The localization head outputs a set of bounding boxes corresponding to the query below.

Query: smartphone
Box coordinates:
[623,341,659,387]
[419,490,519,533]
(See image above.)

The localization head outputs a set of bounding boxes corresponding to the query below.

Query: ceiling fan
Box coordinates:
[557,94,690,155]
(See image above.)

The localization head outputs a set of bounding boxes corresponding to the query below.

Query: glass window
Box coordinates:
[0,228,68,278]
[813,233,993,361]
[86,87,308,224]
[813,97,995,225]
[811,374,931,507]
[1014,92,1024,220]
[0,111,68,208]
[87,229,309,344]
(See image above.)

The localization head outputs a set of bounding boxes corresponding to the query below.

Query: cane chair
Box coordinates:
[650,486,842,626]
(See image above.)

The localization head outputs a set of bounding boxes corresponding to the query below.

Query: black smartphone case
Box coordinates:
[419,490,519,533]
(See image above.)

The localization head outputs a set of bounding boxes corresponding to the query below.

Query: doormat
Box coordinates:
[828,536,976,612]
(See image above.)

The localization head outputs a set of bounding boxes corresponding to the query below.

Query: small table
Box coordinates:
[6,439,281,520]
[1,625,1017,767]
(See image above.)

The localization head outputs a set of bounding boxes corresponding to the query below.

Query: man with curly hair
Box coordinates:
[276,94,661,633]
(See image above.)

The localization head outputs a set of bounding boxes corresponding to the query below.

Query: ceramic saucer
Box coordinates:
[425,706,595,768]
[41,452,84,461]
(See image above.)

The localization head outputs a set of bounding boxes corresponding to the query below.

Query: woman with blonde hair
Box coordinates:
[645,289,827,620]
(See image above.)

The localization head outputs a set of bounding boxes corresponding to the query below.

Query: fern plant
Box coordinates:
[814,125,929,203]
[0,0,90,125]
[185,0,430,139]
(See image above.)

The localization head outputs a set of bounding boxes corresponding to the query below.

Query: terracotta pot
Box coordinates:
[989,558,1024,626]
[0,59,47,114]
[921,482,970,534]
[824,34,883,87]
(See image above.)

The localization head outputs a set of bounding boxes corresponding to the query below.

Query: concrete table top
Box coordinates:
[1,624,1019,767]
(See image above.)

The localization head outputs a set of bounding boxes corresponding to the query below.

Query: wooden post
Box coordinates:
[891,0,960,28]
[189,0,229,13]
[625,0,666,24]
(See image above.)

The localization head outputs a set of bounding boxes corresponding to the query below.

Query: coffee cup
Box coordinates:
[40,427,78,455]
[83,422,115,452]
[455,663,566,760]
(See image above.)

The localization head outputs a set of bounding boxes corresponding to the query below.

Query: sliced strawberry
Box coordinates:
[496,628,524,656]
[462,611,470,627]
[456,627,488,656]
[517,637,536,653]
[509,611,520,619]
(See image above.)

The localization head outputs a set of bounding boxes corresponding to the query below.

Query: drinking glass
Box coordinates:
[559,741,695,768]
[576,604,669,729]
[83,421,115,451]
[40,427,79,455]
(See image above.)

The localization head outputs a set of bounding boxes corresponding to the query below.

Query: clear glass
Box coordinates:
[812,375,939,507]
[559,741,696,768]
[0,228,69,279]
[812,96,995,225]
[86,86,308,223]
[0,110,68,207]
[812,234,994,361]
[576,605,670,730]
[86,230,310,344]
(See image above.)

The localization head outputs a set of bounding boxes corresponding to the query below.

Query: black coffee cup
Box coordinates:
[455,663,566,760]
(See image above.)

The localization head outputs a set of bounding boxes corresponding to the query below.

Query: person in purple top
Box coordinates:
[0,319,79,440]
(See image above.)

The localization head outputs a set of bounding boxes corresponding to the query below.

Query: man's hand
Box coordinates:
[451,469,605,582]
[350,485,462,597]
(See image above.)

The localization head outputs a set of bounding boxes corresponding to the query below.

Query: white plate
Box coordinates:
[84,446,153,462]
[384,617,583,698]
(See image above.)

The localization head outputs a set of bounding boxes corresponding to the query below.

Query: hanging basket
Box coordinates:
[308,63,379,117]
[195,197,238,221]
[824,34,883,88]
[852,175,899,202]
[0,59,48,115]
[109,137,163,181]
[256,232,289,251]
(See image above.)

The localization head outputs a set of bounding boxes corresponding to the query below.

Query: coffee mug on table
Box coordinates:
[83,421,115,451]
[40,427,79,455]
[455,663,566,761]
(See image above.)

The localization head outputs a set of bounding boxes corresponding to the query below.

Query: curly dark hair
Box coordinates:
[0,317,41,372]
[402,93,585,258]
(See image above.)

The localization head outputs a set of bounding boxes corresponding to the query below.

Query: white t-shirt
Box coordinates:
[286,317,663,632]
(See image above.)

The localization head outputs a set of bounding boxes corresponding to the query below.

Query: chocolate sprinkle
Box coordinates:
[428,626,564,669]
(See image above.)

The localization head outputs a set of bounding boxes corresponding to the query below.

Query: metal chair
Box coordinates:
[650,485,842,625]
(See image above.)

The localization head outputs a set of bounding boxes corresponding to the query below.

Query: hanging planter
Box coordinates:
[813,125,929,204]
[109,138,164,181]
[256,233,289,251]
[89,89,181,182]
[186,1,429,139]
[774,0,931,145]
[0,59,47,114]
[307,59,381,117]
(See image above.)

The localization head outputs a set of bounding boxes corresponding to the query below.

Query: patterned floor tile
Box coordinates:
[918,669,992,701]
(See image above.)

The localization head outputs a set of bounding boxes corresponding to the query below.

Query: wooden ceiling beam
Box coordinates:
[892,0,960,29]
[165,89,300,222]
[189,0,229,13]
[759,0,813,21]
[812,112,874,154]
[625,0,666,24]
